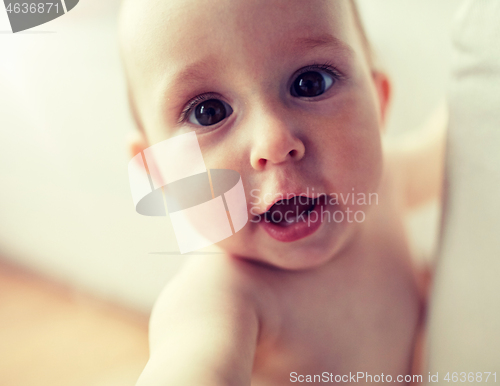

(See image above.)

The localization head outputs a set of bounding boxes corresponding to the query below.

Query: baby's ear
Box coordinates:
[371,71,391,129]
[126,131,164,188]
[127,130,148,158]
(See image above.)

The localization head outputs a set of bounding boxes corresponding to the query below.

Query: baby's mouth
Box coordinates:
[263,196,316,227]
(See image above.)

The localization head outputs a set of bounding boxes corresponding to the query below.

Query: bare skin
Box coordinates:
[119,0,442,384]
[141,189,422,386]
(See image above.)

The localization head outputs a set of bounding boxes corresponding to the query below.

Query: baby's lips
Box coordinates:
[250,191,317,216]
[249,192,288,217]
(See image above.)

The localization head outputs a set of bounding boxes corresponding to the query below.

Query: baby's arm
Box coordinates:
[384,103,448,209]
[136,260,260,386]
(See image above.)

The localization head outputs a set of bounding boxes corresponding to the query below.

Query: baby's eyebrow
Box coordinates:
[158,59,222,109]
[171,64,217,89]
[291,34,354,56]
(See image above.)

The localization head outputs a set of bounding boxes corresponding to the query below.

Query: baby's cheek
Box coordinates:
[316,118,383,206]
[343,100,383,186]
[196,129,248,171]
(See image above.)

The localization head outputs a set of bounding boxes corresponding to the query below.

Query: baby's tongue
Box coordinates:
[267,197,314,225]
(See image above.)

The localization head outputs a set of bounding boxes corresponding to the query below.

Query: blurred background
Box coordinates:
[0,0,461,385]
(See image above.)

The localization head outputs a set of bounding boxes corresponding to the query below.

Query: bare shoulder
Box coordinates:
[148,254,281,352]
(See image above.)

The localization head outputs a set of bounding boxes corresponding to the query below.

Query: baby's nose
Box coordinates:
[249,112,305,170]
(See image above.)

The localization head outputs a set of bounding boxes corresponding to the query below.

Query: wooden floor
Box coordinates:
[0,259,150,386]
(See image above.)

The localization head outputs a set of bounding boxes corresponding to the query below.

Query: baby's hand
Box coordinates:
[383,103,447,209]
[136,257,260,386]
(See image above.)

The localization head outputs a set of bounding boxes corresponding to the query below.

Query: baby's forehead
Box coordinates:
[119,0,358,68]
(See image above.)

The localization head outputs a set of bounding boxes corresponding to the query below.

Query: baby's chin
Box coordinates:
[219,218,358,271]
[231,244,343,271]
[255,250,339,271]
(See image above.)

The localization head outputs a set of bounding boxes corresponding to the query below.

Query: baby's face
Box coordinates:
[121,0,389,269]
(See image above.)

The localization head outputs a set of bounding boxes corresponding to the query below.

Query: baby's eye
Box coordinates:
[291,70,334,98]
[188,99,233,126]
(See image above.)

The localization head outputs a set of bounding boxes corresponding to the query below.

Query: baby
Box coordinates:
[119,0,442,384]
